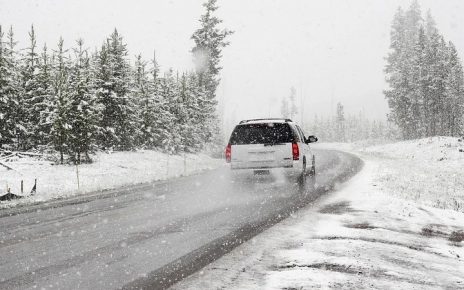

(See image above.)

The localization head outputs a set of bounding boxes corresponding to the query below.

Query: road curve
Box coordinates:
[0,149,362,290]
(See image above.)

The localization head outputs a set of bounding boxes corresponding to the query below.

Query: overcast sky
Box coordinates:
[1,0,463,131]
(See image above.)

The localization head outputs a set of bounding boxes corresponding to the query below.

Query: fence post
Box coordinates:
[183,153,187,176]
[76,163,80,190]
[166,154,169,179]
[30,179,37,194]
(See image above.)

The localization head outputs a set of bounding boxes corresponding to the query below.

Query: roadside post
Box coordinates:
[183,151,187,176]
[76,163,80,190]
[30,179,37,194]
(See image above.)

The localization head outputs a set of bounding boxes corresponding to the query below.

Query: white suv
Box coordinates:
[225,118,317,182]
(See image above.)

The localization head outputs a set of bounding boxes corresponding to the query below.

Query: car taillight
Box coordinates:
[225,143,231,163]
[292,142,299,160]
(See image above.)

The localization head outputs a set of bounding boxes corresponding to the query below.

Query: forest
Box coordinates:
[385,0,464,139]
[0,0,232,164]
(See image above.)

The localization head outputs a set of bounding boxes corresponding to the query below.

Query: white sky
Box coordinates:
[1,0,464,131]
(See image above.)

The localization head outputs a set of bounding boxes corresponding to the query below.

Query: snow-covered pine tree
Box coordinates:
[385,7,410,139]
[185,72,207,152]
[94,42,112,149]
[158,70,179,153]
[193,71,216,151]
[176,73,191,152]
[445,42,464,136]
[438,36,451,135]
[422,14,439,137]
[5,27,22,149]
[68,39,100,163]
[386,1,464,139]
[0,25,18,148]
[387,1,423,139]
[35,44,53,146]
[370,120,379,139]
[147,52,172,150]
[280,97,289,118]
[95,29,137,150]
[191,0,233,145]
[336,102,345,142]
[19,25,41,149]
[289,87,298,120]
[422,13,437,136]
[427,33,449,136]
[425,10,438,39]
[132,54,154,148]
[410,25,428,138]
[49,37,72,164]
[309,115,319,139]
[403,0,423,139]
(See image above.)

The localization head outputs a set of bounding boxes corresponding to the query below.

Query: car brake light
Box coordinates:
[292,142,299,160]
[225,143,231,163]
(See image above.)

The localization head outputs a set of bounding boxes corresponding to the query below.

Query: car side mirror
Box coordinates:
[305,135,318,144]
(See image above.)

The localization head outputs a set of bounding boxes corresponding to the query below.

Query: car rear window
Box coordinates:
[229,123,294,145]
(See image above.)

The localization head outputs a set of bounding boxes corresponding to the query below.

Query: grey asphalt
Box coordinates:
[0,149,362,290]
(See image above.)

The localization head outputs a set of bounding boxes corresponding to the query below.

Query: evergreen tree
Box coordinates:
[94,42,112,148]
[158,70,178,153]
[410,25,428,138]
[5,27,22,149]
[95,29,137,150]
[445,42,464,136]
[425,10,437,38]
[35,44,53,146]
[0,26,18,147]
[49,37,72,164]
[147,53,172,150]
[185,72,208,151]
[68,39,100,163]
[280,97,289,118]
[19,25,41,149]
[385,1,464,138]
[132,54,154,148]
[336,102,345,142]
[191,0,233,144]
[176,73,190,151]
[385,7,409,138]
[289,87,298,119]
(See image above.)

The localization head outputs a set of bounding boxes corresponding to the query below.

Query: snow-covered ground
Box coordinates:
[173,137,464,289]
[318,137,464,212]
[0,150,222,208]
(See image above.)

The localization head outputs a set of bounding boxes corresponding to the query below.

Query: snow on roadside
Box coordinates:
[0,150,222,208]
[314,137,464,212]
[173,158,464,290]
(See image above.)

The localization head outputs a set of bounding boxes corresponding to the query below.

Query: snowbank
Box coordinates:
[315,137,464,212]
[0,150,222,208]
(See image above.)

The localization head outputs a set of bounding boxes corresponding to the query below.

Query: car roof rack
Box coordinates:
[239,118,293,124]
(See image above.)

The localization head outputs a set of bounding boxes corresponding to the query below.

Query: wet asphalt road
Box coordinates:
[0,149,362,290]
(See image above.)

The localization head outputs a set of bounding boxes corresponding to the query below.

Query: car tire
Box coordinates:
[298,157,307,185]
[309,155,316,176]
[306,155,316,190]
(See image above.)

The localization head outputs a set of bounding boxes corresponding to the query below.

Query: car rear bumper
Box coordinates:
[230,164,292,170]
[230,160,302,171]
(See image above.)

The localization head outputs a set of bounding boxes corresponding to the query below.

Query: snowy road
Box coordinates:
[0,150,362,290]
